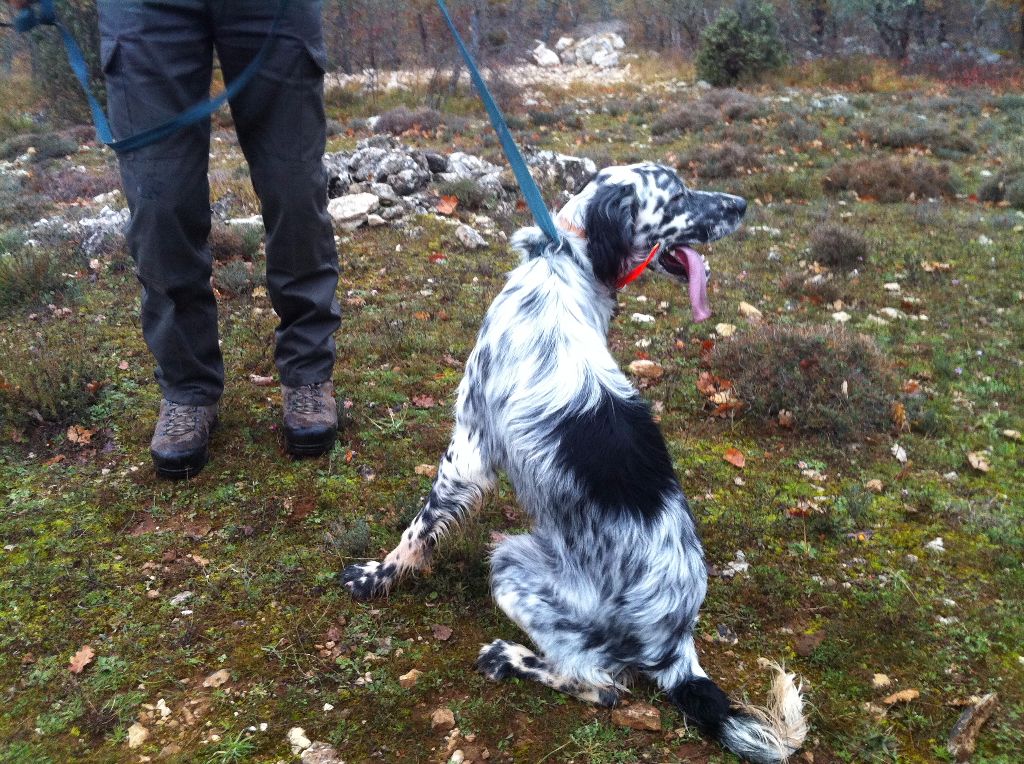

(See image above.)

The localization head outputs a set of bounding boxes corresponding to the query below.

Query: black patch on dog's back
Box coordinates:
[555,393,677,522]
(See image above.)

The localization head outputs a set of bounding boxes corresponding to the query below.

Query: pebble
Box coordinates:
[455,224,487,249]
[738,301,763,322]
[611,702,661,731]
[627,359,664,379]
[925,537,946,553]
[168,591,193,606]
[288,727,312,755]
[831,310,851,323]
[202,669,231,688]
[127,723,149,749]
[399,668,423,688]
[631,312,655,324]
[872,673,892,689]
[431,707,456,732]
[715,322,736,337]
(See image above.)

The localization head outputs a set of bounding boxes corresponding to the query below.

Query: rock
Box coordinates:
[422,151,449,174]
[631,313,655,324]
[611,702,661,731]
[370,182,401,206]
[883,282,901,292]
[127,722,150,749]
[448,751,466,764]
[158,743,182,759]
[527,150,597,195]
[202,669,231,688]
[445,152,503,182]
[865,479,884,493]
[592,49,620,68]
[301,741,344,764]
[872,673,892,689]
[169,590,193,606]
[431,707,456,732]
[399,668,423,688]
[882,688,920,704]
[832,310,851,323]
[328,193,380,227]
[628,360,664,380]
[366,214,386,227]
[555,36,574,52]
[738,301,763,322]
[811,93,850,110]
[925,537,945,553]
[288,727,312,755]
[713,623,738,645]
[455,224,487,250]
[532,42,561,68]
[78,205,129,257]
[721,551,749,578]
[715,322,737,337]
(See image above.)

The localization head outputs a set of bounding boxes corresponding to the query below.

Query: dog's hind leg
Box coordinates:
[342,423,495,599]
[480,534,623,707]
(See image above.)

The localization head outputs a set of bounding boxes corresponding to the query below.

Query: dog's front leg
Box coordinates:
[342,424,495,600]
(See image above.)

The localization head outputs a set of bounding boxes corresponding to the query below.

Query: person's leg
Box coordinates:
[99,0,220,476]
[214,0,340,394]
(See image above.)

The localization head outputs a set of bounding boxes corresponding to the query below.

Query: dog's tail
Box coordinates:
[668,661,807,764]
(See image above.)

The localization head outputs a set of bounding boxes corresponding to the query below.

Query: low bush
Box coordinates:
[0,322,103,423]
[683,141,761,179]
[0,235,69,317]
[650,104,719,136]
[743,170,818,202]
[435,178,490,211]
[209,223,262,262]
[710,324,897,441]
[0,132,79,163]
[700,88,764,121]
[809,223,869,268]
[823,157,956,202]
[528,106,584,130]
[27,164,121,203]
[375,107,443,135]
[978,166,1024,209]
[781,271,843,304]
[860,115,976,155]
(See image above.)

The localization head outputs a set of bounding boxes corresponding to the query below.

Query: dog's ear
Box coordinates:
[584,183,638,286]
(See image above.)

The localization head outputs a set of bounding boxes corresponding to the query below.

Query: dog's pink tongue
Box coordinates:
[681,247,711,322]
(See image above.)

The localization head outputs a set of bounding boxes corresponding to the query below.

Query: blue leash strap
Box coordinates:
[15,0,289,153]
[435,0,560,243]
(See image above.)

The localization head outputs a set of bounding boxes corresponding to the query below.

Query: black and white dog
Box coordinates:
[343,163,807,763]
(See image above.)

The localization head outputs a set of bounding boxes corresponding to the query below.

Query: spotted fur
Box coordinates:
[342,164,806,763]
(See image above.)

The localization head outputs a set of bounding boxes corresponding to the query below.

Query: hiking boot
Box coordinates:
[150,400,218,479]
[282,381,338,457]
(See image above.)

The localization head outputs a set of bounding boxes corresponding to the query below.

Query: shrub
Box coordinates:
[27,164,120,203]
[209,223,262,262]
[684,141,761,179]
[710,324,897,440]
[777,117,819,143]
[860,115,976,155]
[978,166,1024,209]
[528,106,584,130]
[214,259,256,297]
[743,171,818,202]
[809,224,869,268]
[0,322,103,423]
[374,107,443,135]
[781,271,842,304]
[699,88,764,121]
[650,104,719,136]
[823,158,956,202]
[0,132,80,163]
[27,0,102,126]
[435,178,490,211]
[0,235,69,317]
[696,1,787,87]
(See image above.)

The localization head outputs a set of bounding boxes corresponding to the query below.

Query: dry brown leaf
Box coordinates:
[435,195,458,215]
[778,410,796,429]
[412,394,436,409]
[431,624,453,641]
[892,402,910,433]
[723,448,746,469]
[414,464,438,478]
[68,645,95,674]
[67,425,94,445]
[883,688,920,704]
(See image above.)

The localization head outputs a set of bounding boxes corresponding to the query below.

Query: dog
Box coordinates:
[343,163,807,763]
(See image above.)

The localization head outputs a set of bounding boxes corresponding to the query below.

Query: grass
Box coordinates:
[1,59,1023,763]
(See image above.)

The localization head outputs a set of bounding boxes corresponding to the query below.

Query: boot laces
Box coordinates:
[291,384,325,415]
[161,403,201,437]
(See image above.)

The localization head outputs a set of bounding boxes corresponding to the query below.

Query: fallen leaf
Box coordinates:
[723,448,746,468]
[66,425,94,445]
[696,371,719,396]
[415,464,438,478]
[431,624,453,641]
[412,394,435,408]
[399,668,423,688]
[892,402,909,433]
[435,195,458,215]
[872,673,892,688]
[69,645,95,674]
[948,692,998,761]
[883,688,920,705]
[865,479,884,493]
[117,360,129,371]
[1000,429,1021,442]
[967,452,990,473]
[611,702,662,731]
[715,322,737,337]
[778,410,795,429]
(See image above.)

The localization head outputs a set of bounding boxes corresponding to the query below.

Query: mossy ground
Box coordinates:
[1,59,1022,763]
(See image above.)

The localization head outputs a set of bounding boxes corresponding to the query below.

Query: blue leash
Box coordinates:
[14,0,289,153]
[435,0,560,243]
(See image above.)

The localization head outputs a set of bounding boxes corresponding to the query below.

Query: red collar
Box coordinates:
[558,217,661,291]
[616,242,661,290]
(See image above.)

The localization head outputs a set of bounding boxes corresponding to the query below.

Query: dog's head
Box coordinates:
[565,163,747,321]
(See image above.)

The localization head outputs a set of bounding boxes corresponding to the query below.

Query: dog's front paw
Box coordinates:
[476,639,516,682]
[341,560,389,600]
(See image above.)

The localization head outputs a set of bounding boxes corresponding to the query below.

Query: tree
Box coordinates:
[695,0,788,85]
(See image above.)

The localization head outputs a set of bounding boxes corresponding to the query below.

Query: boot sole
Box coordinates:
[151,447,210,479]
[285,428,337,458]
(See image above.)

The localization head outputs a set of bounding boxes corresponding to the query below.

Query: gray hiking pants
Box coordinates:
[98,0,341,406]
